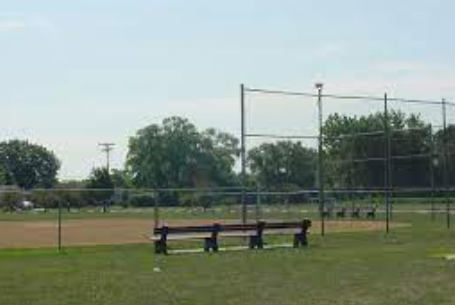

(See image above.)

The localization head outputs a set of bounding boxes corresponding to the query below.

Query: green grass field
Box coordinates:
[1,210,455,305]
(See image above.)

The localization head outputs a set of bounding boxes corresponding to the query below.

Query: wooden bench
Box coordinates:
[152,219,312,255]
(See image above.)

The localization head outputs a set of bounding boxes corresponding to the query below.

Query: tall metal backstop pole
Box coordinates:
[429,124,436,221]
[154,190,160,229]
[58,197,62,251]
[442,99,450,229]
[241,84,247,224]
[316,83,325,236]
[384,93,391,233]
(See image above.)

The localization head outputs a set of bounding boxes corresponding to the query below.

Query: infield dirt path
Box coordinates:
[0,218,409,249]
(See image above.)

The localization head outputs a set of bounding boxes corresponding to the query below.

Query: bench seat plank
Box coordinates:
[151,228,305,241]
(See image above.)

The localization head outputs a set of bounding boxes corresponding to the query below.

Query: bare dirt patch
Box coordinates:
[0,219,409,249]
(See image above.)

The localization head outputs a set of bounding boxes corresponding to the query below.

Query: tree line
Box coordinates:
[0,112,454,209]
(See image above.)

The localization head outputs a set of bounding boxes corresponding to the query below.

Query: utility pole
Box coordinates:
[99,143,115,172]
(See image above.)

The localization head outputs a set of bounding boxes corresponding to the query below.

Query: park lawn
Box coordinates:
[1,214,455,305]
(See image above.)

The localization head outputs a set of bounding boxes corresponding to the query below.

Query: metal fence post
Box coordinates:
[154,190,160,229]
[58,197,62,251]
[241,84,247,224]
[316,83,325,236]
[429,124,436,221]
[255,184,261,222]
[384,93,391,233]
[442,99,450,229]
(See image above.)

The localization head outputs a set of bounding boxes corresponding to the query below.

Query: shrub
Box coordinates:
[0,191,22,212]
[128,193,155,207]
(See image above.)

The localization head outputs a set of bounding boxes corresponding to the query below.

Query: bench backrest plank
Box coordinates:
[154,220,311,236]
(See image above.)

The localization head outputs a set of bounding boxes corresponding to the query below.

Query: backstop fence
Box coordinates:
[241,84,455,235]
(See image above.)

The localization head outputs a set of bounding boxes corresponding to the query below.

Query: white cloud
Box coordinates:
[0,13,54,33]
[0,20,28,30]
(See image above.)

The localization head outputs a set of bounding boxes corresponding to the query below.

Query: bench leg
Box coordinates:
[249,235,264,249]
[204,238,210,252]
[258,238,264,249]
[293,233,308,248]
[154,240,167,255]
[204,237,219,252]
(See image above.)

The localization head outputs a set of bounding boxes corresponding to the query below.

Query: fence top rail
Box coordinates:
[245,126,433,142]
[245,133,319,140]
[2,186,455,196]
[0,186,248,194]
[244,86,455,107]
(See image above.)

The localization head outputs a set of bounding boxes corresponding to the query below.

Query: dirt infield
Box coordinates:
[0,219,409,249]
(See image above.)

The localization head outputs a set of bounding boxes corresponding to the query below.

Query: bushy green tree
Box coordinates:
[0,140,60,189]
[0,166,6,185]
[322,111,432,188]
[248,141,317,190]
[86,167,114,211]
[127,116,239,189]
[110,169,133,189]
[0,191,22,212]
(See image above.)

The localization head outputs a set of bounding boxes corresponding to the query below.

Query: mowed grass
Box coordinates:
[2,213,455,305]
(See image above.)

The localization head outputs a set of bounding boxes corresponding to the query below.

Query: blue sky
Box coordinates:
[1,0,455,179]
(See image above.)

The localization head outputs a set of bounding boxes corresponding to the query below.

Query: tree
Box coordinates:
[56,180,87,210]
[0,190,22,212]
[87,168,114,189]
[110,169,133,189]
[322,111,432,188]
[29,191,58,211]
[86,167,114,211]
[0,166,6,185]
[248,141,317,190]
[0,140,60,189]
[126,116,239,189]
[109,169,133,208]
[196,128,239,187]
[434,124,455,187]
